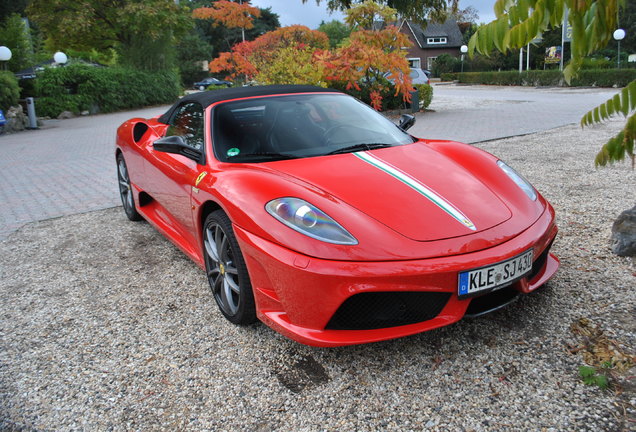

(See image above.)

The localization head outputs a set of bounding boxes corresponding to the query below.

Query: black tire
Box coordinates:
[203,210,256,324]
[116,153,143,221]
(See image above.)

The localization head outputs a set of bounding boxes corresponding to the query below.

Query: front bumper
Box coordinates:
[234,207,559,347]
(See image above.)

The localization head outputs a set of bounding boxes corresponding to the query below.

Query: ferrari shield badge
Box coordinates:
[195,171,208,187]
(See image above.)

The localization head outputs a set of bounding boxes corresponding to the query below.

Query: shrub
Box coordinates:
[440,73,458,81]
[458,71,523,85]
[455,69,635,88]
[0,71,20,112]
[18,78,37,99]
[581,57,614,70]
[35,65,181,117]
[205,84,234,91]
[414,84,433,109]
[330,79,405,111]
[432,53,461,77]
[573,69,636,87]
[521,70,563,86]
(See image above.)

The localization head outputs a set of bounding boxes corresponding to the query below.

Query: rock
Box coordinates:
[58,111,76,119]
[80,111,89,116]
[4,105,28,132]
[611,205,636,257]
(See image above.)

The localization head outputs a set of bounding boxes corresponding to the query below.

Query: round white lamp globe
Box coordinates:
[53,51,68,64]
[0,46,12,61]
[613,29,626,41]
[460,45,468,53]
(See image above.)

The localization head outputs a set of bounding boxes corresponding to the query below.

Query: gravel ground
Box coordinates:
[1,118,635,431]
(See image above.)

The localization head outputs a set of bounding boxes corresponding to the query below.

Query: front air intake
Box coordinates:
[326,292,451,330]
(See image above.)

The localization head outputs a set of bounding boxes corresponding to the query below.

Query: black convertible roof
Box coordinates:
[158,84,339,124]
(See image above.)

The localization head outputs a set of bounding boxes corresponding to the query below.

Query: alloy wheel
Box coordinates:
[117,158,135,213]
[204,222,241,316]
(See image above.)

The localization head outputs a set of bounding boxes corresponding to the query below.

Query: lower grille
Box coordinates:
[465,286,519,317]
[325,292,451,330]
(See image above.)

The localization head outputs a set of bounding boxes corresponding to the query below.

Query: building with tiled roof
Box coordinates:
[399,18,464,73]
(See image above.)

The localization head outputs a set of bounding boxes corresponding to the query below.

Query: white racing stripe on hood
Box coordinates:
[354,151,477,231]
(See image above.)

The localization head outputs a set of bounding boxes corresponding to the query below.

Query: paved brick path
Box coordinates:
[0,85,619,240]
[411,85,617,143]
[0,106,168,239]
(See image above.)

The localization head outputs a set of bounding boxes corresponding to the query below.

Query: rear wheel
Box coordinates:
[203,210,256,324]
[117,154,142,221]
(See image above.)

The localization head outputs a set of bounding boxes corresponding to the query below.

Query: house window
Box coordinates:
[427,56,437,70]
[408,58,421,68]
[427,37,447,44]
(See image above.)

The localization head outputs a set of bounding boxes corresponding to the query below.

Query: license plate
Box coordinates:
[458,249,533,299]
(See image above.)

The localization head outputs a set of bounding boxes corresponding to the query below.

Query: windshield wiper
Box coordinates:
[327,143,394,155]
[228,152,297,161]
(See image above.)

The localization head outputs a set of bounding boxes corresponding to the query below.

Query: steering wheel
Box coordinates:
[322,124,353,146]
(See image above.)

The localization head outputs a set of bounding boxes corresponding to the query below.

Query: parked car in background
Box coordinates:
[383,68,430,86]
[410,67,430,84]
[193,77,233,90]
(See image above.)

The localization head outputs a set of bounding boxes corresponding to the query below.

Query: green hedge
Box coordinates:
[414,84,433,109]
[440,73,458,82]
[455,69,636,87]
[573,69,636,87]
[36,65,181,117]
[0,71,20,112]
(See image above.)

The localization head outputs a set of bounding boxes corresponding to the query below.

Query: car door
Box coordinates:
[144,102,205,244]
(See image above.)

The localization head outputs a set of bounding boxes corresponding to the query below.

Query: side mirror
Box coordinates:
[398,114,416,131]
[153,135,204,164]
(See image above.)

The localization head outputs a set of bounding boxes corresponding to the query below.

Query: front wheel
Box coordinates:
[116,154,142,221]
[203,210,256,324]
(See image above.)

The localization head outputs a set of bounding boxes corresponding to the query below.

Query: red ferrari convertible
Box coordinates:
[115,85,559,346]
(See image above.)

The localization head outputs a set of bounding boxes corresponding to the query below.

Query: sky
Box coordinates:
[248,0,497,29]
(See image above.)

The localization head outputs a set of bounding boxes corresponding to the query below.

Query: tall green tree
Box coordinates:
[246,7,280,40]
[0,0,29,20]
[176,28,214,84]
[0,14,33,71]
[304,0,457,24]
[193,3,280,53]
[617,0,635,54]
[317,20,351,48]
[26,0,191,71]
[469,0,633,167]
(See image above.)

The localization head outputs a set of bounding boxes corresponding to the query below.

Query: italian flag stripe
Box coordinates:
[354,151,477,231]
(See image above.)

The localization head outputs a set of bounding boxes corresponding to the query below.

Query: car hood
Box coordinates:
[266,143,513,242]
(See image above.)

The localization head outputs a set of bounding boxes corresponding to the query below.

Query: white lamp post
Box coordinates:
[53,51,68,65]
[0,46,12,70]
[460,44,468,73]
[613,29,626,69]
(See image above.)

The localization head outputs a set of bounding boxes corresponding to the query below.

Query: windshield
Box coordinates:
[212,93,415,163]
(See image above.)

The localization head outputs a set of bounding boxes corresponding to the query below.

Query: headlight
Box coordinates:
[265,198,358,245]
[497,160,537,201]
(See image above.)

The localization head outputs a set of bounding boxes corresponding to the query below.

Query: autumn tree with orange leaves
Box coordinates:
[193,0,261,42]
[209,0,413,110]
[317,1,413,109]
[209,25,329,83]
